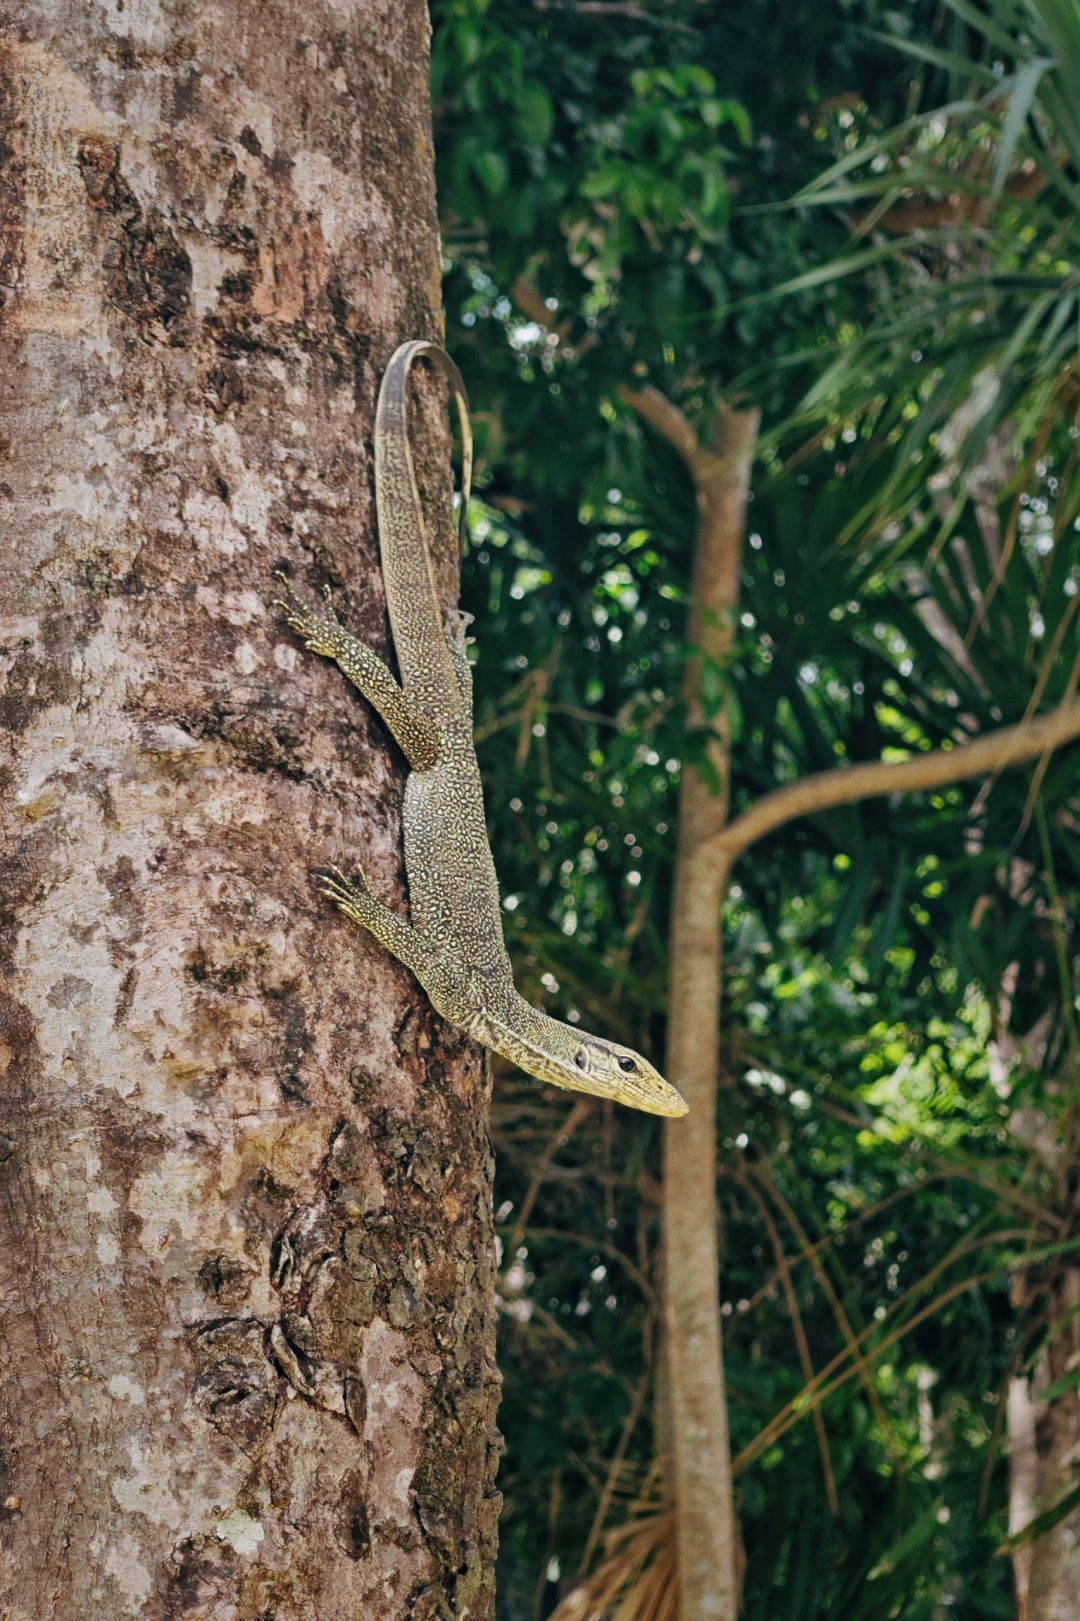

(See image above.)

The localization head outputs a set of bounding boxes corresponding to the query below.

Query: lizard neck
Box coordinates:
[468,995,580,1085]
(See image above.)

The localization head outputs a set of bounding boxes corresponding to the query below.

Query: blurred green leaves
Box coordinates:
[431,1,1079,1615]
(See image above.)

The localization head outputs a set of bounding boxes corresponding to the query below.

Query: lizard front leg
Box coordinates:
[317,866,474,1026]
[276,579,439,771]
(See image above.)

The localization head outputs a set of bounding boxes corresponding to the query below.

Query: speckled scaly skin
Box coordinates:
[277,340,688,1118]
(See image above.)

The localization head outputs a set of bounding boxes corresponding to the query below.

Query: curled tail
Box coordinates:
[375,340,473,722]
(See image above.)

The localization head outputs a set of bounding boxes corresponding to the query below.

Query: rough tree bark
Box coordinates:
[0,5,501,1619]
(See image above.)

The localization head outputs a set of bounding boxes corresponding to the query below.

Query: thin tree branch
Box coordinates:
[734,1265,1005,1474]
[749,1159,901,1463]
[1020,643,1080,834]
[615,383,700,474]
[503,1097,593,1267]
[510,277,1080,871]
[735,1167,839,1514]
[713,700,1080,858]
[580,1361,654,1573]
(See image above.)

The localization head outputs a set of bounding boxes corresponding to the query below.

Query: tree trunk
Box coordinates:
[990,951,1080,1621]
[0,7,501,1618]
[1023,1264,1080,1620]
[1007,1373,1038,1620]
[662,400,759,1621]
[1009,1267,1080,1620]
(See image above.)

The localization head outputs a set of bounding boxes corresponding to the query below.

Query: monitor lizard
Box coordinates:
[275,339,687,1118]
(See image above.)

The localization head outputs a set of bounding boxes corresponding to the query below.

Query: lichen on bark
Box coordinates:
[0,5,500,1617]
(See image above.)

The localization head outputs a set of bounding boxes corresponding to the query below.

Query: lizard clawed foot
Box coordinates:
[314,863,372,910]
[273,573,343,656]
[443,606,475,648]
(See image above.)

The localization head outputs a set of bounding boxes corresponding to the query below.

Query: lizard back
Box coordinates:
[377,343,512,982]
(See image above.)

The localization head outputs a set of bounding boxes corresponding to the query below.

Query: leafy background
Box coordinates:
[430,2,1080,1615]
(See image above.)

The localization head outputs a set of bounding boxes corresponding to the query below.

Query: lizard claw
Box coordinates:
[274,576,343,654]
[314,863,371,908]
[443,606,476,654]
[314,583,343,627]
[272,570,307,622]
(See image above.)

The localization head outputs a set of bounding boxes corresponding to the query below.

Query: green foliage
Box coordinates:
[433,0,904,395]
[435,2,747,348]
[431,1,1080,1616]
[766,0,1080,556]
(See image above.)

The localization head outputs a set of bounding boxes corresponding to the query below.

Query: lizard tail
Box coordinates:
[374,340,473,719]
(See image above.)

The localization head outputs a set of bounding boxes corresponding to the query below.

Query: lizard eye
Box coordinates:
[574,1050,588,1071]
[617,1056,638,1074]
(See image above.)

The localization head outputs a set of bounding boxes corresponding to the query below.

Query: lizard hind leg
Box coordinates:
[315,866,471,1024]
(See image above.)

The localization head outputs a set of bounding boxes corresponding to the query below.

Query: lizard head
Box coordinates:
[553,1035,689,1118]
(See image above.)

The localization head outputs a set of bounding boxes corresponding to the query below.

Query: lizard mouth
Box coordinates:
[543,1058,689,1118]
[616,1079,689,1118]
